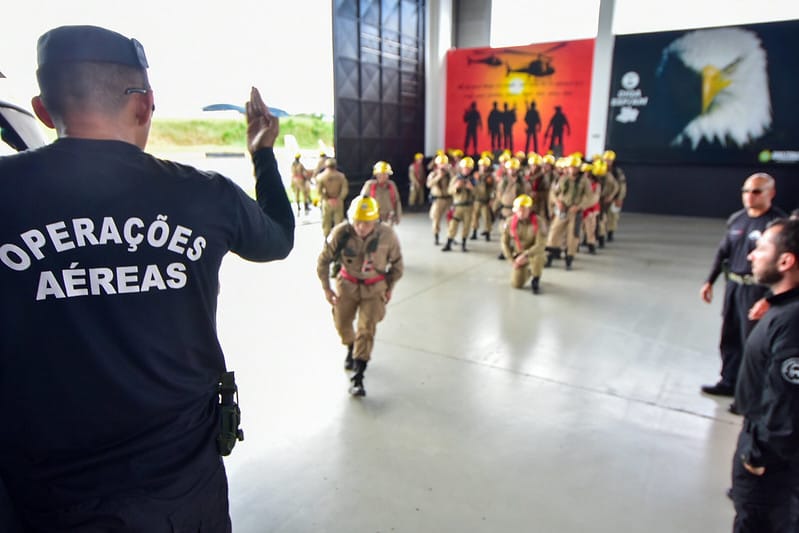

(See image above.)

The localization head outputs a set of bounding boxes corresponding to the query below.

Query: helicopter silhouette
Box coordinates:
[467,48,534,68]
[467,54,503,67]
[505,43,567,77]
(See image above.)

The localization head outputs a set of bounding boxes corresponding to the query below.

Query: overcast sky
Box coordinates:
[1,0,334,118]
[3,1,797,119]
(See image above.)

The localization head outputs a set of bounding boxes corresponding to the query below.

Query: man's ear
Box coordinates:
[133,91,155,126]
[779,251,797,272]
[31,96,55,129]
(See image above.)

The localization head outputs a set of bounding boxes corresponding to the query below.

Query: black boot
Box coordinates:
[349,359,368,397]
[461,239,468,252]
[588,244,596,255]
[483,231,491,242]
[470,229,478,240]
[497,252,506,260]
[565,255,574,270]
[434,233,440,246]
[531,277,540,294]
[296,203,302,215]
[344,343,354,371]
[607,231,614,242]
[304,202,310,213]
[442,238,453,252]
[598,236,605,249]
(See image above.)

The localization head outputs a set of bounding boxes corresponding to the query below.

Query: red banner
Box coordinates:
[445,39,595,158]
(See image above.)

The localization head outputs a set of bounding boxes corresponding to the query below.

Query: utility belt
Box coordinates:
[431,195,452,200]
[217,371,244,456]
[453,201,473,207]
[727,272,756,285]
[476,199,490,204]
[339,268,386,286]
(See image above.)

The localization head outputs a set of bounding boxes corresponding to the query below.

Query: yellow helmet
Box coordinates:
[504,157,521,171]
[498,152,511,164]
[592,160,608,176]
[514,150,526,160]
[319,151,327,157]
[373,161,393,176]
[351,196,380,222]
[294,153,301,160]
[452,148,464,158]
[459,156,475,171]
[478,156,492,168]
[603,149,617,161]
[414,152,424,160]
[480,150,494,160]
[580,163,593,173]
[542,154,556,165]
[591,153,602,162]
[434,154,449,166]
[570,151,584,160]
[513,194,533,210]
[568,154,583,168]
[528,154,543,166]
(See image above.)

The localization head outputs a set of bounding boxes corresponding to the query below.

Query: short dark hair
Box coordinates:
[37,61,148,120]
[767,218,799,259]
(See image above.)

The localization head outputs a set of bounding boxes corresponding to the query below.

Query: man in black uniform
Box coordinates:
[730,218,799,532]
[700,173,784,401]
[0,26,294,532]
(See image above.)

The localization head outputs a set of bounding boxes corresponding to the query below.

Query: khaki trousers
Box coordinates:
[447,205,473,239]
[470,201,492,232]
[429,198,452,235]
[547,212,581,256]
[322,203,345,237]
[333,280,387,362]
[510,253,545,288]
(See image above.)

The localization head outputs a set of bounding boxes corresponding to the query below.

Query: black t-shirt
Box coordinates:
[706,207,786,283]
[0,139,293,509]
[735,287,799,467]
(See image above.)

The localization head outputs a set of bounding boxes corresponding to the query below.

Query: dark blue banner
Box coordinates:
[605,19,799,165]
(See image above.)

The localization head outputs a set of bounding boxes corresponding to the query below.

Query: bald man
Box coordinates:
[700,173,786,404]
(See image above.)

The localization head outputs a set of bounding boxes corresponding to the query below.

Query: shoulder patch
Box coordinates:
[781,358,799,385]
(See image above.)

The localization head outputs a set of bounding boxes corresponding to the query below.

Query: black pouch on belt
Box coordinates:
[217,371,244,456]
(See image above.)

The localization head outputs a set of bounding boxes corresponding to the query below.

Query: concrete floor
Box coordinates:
[214,207,740,533]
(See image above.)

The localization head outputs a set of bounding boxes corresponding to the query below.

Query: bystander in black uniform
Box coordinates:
[0,26,294,532]
[730,218,799,532]
[700,173,784,403]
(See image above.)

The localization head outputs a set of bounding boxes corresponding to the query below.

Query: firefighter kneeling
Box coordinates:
[501,194,547,294]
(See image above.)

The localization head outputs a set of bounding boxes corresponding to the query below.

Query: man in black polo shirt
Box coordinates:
[731,218,799,531]
[0,26,294,531]
[700,173,785,399]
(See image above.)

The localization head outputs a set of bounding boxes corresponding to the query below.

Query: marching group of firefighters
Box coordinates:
[418,148,627,293]
[290,148,627,396]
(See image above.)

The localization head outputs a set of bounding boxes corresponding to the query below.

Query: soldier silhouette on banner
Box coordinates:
[544,106,570,156]
[463,101,482,155]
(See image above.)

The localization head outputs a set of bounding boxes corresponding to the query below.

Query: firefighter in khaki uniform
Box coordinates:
[501,194,547,294]
[470,156,495,241]
[317,197,404,397]
[545,154,592,270]
[493,157,531,259]
[580,161,603,255]
[316,158,349,237]
[594,153,619,248]
[426,153,452,245]
[361,161,402,225]
[442,157,476,252]
[290,153,312,215]
[603,149,626,241]
[408,153,426,208]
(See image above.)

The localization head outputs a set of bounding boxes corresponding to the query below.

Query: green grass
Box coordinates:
[148,114,333,152]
